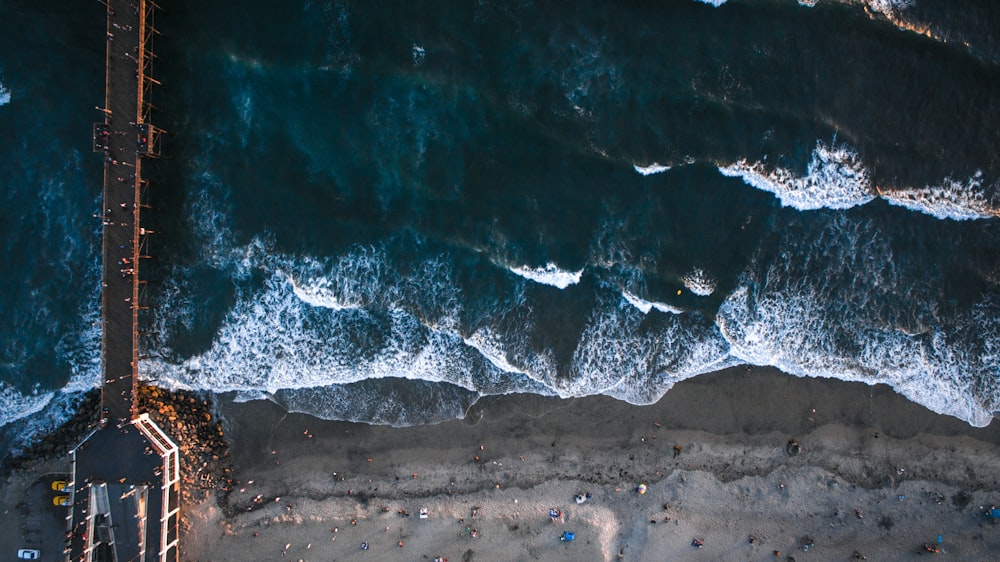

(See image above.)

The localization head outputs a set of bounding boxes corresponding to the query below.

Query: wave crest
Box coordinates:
[881,171,999,221]
[718,141,874,211]
[632,162,671,176]
[508,262,583,289]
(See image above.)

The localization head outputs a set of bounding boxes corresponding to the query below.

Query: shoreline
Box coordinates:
[194,366,1000,560]
[2,367,999,560]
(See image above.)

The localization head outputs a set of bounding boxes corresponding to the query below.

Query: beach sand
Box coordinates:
[181,367,1000,561]
[2,367,999,561]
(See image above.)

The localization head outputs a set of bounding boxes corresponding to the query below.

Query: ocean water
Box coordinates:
[1,0,999,452]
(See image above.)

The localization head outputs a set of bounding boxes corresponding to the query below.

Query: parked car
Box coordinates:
[17,549,40,560]
[51,480,71,492]
[52,495,71,506]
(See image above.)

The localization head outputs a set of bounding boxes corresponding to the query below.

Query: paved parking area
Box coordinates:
[18,472,71,562]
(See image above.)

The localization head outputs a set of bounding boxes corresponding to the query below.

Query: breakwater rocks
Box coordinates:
[136,385,234,502]
[2,386,233,503]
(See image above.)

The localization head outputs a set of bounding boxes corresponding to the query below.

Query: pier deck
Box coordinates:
[98,0,156,423]
[67,1,178,561]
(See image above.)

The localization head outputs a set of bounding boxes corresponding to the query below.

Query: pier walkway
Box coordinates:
[65,1,178,561]
[97,0,160,424]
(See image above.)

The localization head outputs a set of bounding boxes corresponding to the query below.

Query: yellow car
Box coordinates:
[52,495,71,506]
[51,480,70,492]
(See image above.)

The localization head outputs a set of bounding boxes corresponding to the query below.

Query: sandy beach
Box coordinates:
[2,367,998,561]
[175,367,1000,561]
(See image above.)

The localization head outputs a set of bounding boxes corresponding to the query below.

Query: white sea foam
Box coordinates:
[715,214,999,427]
[622,290,684,315]
[633,162,671,176]
[150,207,750,423]
[0,82,10,106]
[284,248,399,312]
[460,326,561,397]
[464,329,529,376]
[233,389,270,403]
[0,307,101,444]
[718,285,995,426]
[148,269,477,395]
[290,276,361,311]
[794,0,913,14]
[146,245,562,425]
[693,0,728,7]
[881,170,999,221]
[508,262,583,289]
[866,0,915,18]
[682,268,717,297]
[719,140,998,221]
[146,174,998,428]
[412,44,426,66]
[272,380,480,427]
[567,296,736,403]
[0,384,54,428]
[0,277,102,450]
[718,141,875,211]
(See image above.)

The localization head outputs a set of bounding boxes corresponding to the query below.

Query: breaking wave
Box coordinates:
[142,186,751,424]
[792,0,913,15]
[141,168,1000,428]
[881,171,999,221]
[622,291,684,315]
[696,0,914,12]
[865,0,915,18]
[633,162,671,176]
[718,141,875,211]
[716,215,1000,427]
[507,262,584,289]
[569,294,738,404]
[0,299,102,451]
[720,140,999,221]
[0,82,9,106]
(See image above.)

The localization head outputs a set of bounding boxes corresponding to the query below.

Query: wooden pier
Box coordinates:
[95,0,162,424]
[66,1,179,561]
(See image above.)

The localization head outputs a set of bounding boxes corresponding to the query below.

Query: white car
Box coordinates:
[17,549,40,560]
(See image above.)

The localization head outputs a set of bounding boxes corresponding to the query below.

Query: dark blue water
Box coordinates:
[1,0,999,452]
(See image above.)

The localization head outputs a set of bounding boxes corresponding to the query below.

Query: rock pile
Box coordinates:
[136,385,234,503]
[1,385,234,506]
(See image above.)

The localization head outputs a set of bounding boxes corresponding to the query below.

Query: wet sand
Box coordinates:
[180,366,1000,561]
